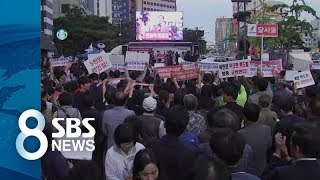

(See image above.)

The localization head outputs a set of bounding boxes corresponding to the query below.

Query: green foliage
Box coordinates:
[248,0,318,50]
[54,7,134,56]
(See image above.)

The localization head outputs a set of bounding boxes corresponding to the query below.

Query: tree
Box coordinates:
[268,0,318,50]
[54,7,134,56]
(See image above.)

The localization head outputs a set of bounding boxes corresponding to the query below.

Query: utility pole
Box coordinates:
[119,18,122,45]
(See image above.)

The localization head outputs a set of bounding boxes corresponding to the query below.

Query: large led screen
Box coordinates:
[136,11,183,41]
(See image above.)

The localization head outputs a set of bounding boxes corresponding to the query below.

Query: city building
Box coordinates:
[41,0,56,57]
[215,17,235,53]
[53,0,92,19]
[301,30,320,49]
[138,0,177,12]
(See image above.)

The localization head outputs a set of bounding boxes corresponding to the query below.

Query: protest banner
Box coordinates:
[293,70,315,89]
[218,60,250,78]
[49,56,70,67]
[155,65,182,79]
[250,59,283,74]
[182,61,197,70]
[84,53,112,74]
[284,70,299,81]
[171,69,198,81]
[126,61,146,71]
[198,62,219,72]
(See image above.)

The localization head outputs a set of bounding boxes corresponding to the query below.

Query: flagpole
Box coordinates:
[261,34,264,68]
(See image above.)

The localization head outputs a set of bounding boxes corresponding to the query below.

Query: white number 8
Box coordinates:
[16,109,48,160]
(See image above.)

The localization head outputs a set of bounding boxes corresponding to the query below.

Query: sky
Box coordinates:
[177,0,320,44]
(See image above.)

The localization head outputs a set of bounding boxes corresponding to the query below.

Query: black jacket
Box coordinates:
[146,135,200,180]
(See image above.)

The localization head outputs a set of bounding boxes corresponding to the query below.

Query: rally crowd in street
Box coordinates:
[40,55,320,180]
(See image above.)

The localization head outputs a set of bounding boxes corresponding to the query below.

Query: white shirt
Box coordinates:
[105,143,145,180]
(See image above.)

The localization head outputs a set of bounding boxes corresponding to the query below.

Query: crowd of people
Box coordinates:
[40,56,320,180]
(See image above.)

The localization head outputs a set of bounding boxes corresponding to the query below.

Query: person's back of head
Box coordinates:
[58,92,73,106]
[89,73,99,83]
[279,97,294,114]
[256,77,268,92]
[203,73,213,84]
[78,76,90,86]
[99,72,108,81]
[206,109,241,131]
[210,128,245,166]
[243,103,260,122]
[259,94,271,108]
[223,85,238,102]
[183,93,198,111]
[64,160,102,180]
[190,154,231,180]
[291,122,320,158]
[111,70,121,78]
[174,89,187,106]
[113,91,127,106]
[309,96,320,118]
[231,80,241,95]
[165,105,189,136]
[158,90,169,103]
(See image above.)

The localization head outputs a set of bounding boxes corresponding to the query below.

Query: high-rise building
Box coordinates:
[41,0,56,57]
[53,0,92,19]
[137,0,177,12]
[215,17,234,53]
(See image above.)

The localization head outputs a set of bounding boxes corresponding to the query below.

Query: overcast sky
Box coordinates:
[177,0,320,44]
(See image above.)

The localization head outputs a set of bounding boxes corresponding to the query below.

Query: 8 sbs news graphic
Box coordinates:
[16,109,96,160]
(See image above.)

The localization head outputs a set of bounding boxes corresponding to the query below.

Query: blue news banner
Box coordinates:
[0,1,41,180]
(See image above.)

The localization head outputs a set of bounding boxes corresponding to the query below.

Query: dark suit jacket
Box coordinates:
[146,135,200,180]
[262,156,320,180]
[238,122,272,176]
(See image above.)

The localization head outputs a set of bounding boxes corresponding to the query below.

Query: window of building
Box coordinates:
[61,4,70,13]
[150,2,153,5]
[144,7,147,10]
[143,1,146,4]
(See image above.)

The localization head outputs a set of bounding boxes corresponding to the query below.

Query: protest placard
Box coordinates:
[246,66,273,77]
[126,61,146,71]
[111,63,125,72]
[137,53,150,63]
[125,51,138,62]
[284,70,299,81]
[310,63,320,70]
[154,63,165,67]
[293,70,315,89]
[198,62,219,72]
[109,55,124,64]
[218,60,250,78]
[171,69,198,81]
[155,65,182,79]
[49,56,70,67]
[84,53,112,74]
[250,59,283,74]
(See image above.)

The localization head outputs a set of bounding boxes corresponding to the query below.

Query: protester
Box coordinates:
[64,160,102,180]
[135,96,166,145]
[239,103,272,176]
[146,105,199,180]
[102,91,136,149]
[184,93,206,135]
[258,94,278,130]
[133,148,162,180]
[210,128,261,180]
[262,122,320,180]
[105,123,145,180]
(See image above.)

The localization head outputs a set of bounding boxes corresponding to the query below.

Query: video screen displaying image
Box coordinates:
[136,11,183,41]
